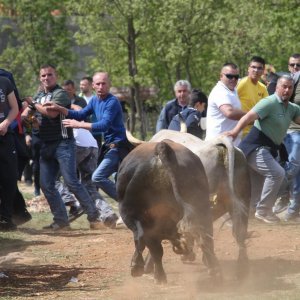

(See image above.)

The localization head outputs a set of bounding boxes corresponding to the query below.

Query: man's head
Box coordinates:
[93,72,111,99]
[62,79,76,100]
[190,89,207,113]
[39,64,58,92]
[174,80,191,106]
[80,76,93,95]
[220,63,239,91]
[288,54,300,74]
[247,56,265,83]
[276,75,294,102]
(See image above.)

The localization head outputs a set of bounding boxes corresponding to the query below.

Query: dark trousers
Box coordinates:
[0,133,18,222]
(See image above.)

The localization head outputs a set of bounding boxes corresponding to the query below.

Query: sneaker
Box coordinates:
[116,216,126,228]
[255,212,280,224]
[43,222,71,231]
[283,213,300,222]
[12,210,32,226]
[69,205,83,217]
[103,213,118,229]
[273,197,290,214]
[89,220,106,230]
[0,220,17,231]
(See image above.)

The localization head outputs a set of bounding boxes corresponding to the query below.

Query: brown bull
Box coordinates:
[126,129,251,278]
[117,140,221,283]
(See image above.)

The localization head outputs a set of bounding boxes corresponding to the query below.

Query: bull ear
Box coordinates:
[179,113,187,133]
[126,130,145,146]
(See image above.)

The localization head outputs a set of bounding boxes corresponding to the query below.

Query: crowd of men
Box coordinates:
[1,53,300,231]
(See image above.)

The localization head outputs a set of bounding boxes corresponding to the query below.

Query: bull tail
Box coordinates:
[154,141,194,232]
[217,137,249,244]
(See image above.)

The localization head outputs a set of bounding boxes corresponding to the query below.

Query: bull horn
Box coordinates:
[179,113,187,133]
[126,130,146,147]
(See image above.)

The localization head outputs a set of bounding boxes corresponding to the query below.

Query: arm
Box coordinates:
[0,91,19,135]
[224,110,259,140]
[156,106,167,132]
[219,104,246,120]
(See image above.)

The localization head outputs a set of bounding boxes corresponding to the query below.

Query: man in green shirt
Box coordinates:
[225,75,300,224]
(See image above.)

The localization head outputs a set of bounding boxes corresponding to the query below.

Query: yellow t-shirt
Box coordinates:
[237,77,268,136]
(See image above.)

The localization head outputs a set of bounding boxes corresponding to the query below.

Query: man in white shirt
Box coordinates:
[206,63,245,146]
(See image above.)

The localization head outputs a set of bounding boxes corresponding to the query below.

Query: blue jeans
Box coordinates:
[40,139,98,225]
[284,132,300,215]
[247,147,285,214]
[92,148,120,201]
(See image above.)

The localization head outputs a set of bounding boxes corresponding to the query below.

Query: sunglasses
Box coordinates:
[223,73,239,80]
[289,63,300,68]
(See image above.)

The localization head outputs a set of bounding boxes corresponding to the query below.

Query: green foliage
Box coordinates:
[1,0,300,129]
[0,0,74,97]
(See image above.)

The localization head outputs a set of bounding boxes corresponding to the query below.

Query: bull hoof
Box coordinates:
[181,251,196,263]
[131,265,144,277]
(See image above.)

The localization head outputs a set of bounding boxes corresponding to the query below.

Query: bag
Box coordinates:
[40,140,60,160]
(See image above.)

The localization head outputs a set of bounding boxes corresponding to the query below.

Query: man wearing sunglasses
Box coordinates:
[206,63,245,146]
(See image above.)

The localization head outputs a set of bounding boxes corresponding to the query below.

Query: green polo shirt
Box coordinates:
[252,93,300,145]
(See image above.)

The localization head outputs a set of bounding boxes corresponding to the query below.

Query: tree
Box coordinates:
[0,0,74,96]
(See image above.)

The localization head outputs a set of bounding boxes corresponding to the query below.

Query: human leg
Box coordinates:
[56,139,99,222]
[40,151,69,226]
[248,147,285,222]
[92,148,120,201]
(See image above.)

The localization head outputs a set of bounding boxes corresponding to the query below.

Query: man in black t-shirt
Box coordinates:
[0,77,19,231]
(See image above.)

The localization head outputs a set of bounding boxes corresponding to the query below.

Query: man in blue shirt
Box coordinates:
[46,72,130,202]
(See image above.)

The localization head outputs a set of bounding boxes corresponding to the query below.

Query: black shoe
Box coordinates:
[12,210,32,226]
[0,220,17,231]
[273,197,290,214]
[43,222,70,231]
[69,205,83,217]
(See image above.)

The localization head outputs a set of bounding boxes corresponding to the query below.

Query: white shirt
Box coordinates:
[73,128,98,148]
[206,81,242,146]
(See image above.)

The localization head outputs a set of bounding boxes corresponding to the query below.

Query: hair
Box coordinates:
[249,56,266,66]
[174,80,191,92]
[80,76,93,83]
[290,53,300,60]
[222,62,238,69]
[40,63,56,70]
[93,72,111,83]
[62,79,75,87]
[189,89,208,107]
[277,74,293,85]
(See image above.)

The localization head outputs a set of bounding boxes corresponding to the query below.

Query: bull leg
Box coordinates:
[145,238,167,284]
[131,238,146,277]
[144,252,154,274]
[180,232,196,262]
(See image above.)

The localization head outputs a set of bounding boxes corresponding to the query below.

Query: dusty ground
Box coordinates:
[2,183,300,299]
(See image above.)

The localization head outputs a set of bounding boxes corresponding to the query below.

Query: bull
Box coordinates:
[117,140,221,283]
[126,129,251,278]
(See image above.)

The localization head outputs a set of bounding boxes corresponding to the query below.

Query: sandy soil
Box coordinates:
[1,183,300,299]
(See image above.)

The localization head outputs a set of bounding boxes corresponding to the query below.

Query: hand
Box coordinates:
[25,135,32,146]
[62,119,82,129]
[0,122,9,136]
[23,96,34,105]
[43,102,61,111]
[222,130,237,141]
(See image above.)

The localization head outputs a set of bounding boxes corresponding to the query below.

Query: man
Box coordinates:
[156,80,191,132]
[45,72,131,202]
[25,64,103,230]
[206,63,245,146]
[277,53,300,220]
[79,76,95,104]
[62,79,87,108]
[168,88,207,139]
[237,56,268,136]
[225,75,300,224]
[0,76,19,230]
[79,76,102,154]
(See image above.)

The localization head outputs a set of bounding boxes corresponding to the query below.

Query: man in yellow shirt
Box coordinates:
[237,56,268,136]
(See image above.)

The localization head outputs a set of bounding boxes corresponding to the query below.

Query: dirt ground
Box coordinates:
[2,183,300,299]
